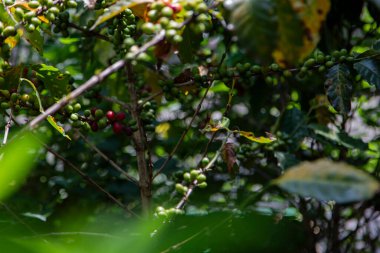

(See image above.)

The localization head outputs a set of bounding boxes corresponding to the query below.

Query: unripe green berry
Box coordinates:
[190,169,199,180]
[198,182,207,188]
[73,103,81,112]
[304,58,316,67]
[84,109,91,117]
[24,11,36,20]
[2,26,16,37]
[325,61,334,67]
[161,6,174,17]
[265,76,273,85]
[26,24,36,32]
[251,65,262,74]
[65,105,73,113]
[156,206,165,213]
[142,22,156,35]
[14,7,24,20]
[1,102,10,109]
[28,1,40,8]
[31,17,42,26]
[201,157,210,167]
[318,66,325,72]
[95,109,104,119]
[196,174,206,183]
[0,89,10,98]
[98,118,108,129]
[283,70,292,77]
[10,93,19,102]
[316,55,325,63]
[49,7,60,15]
[67,0,78,8]
[70,113,79,121]
[183,172,191,182]
[269,63,280,71]
[175,183,186,194]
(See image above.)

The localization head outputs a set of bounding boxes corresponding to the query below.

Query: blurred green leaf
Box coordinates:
[309,124,368,150]
[274,159,380,203]
[325,64,353,116]
[0,131,43,201]
[231,0,330,65]
[22,29,44,55]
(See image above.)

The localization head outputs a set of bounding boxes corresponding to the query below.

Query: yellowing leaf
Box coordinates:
[47,116,71,140]
[238,131,276,143]
[90,0,152,30]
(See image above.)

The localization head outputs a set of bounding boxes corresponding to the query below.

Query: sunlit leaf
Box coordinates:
[0,131,43,201]
[274,159,380,203]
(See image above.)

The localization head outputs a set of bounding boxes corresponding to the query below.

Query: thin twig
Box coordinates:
[175,132,230,210]
[2,110,12,145]
[153,83,212,179]
[27,31,167,130]
[43,144,140,218]
[78,132,138,185]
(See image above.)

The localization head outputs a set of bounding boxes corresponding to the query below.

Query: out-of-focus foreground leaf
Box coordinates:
[274,159,380,203]
[0,131,43,201]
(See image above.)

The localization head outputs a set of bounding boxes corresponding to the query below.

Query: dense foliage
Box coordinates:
[0,0,380,252]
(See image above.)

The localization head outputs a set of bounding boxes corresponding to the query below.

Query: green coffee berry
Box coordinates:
[198,182,207,188]
[73,103,81,112]
[183,172,191,182]
[196,174,206,183]
[70,113,79,121]
[2,26,16,37]
[190,169,200,180]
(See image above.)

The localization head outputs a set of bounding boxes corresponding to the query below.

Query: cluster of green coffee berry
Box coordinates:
[107,9,136,55]
[214,49,356,86]
[175,157,210,195]
[3,0,77,35]
[138,99,157,133]
[154,206,184,219]
[52,11,71,36]
[0,86,35,114]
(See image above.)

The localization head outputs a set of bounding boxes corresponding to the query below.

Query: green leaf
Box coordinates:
[354,57,380,89]
[231,0,330,65]
[32,64,70,98]
[274,152,299,170]
[309,124,368,150]
[0,131,43,201]
[231,0,277,65]
[274,159,380,203]
[20,78,43,113]
[22,29,44,54]
[325,64,353,116]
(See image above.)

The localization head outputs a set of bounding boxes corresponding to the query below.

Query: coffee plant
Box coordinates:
[0,0,380,252]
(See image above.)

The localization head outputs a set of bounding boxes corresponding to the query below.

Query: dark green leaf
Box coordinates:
[274,159,380,203]
[274,152,299,170]
[309,124,368,150]
[354,57,380,89]
[325,64,353,116]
